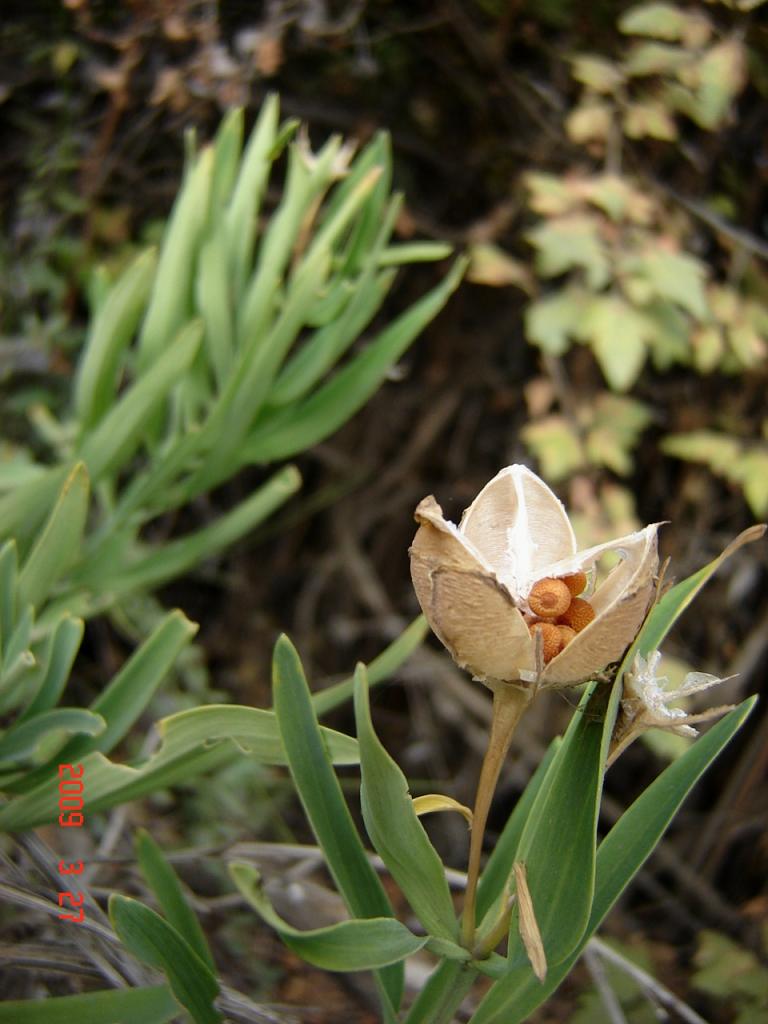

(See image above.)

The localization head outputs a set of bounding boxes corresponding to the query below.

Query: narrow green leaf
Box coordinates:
[197,225,235,389]
[379,243,455,265]
[109,895,222,1024]
[312,615,429,716]
[273,634,403,1013]
[403,961,478,1024]
[468,698,756,1024]
[1,603,32,676]
[95,465,301,593]
[244,257,467,462]
[17,463,89,610]
[74,247,158,428]
[18,615,84,720]
[209,106,243,213]
[354,665,458,942]
[225,95,280,300]
[0,540,18,654]
[1,611,195,795]
[336,133,393,275]
[269,194,401,407]
[138,148,213,367]
[54,610,197,767]
[636,524,766,660]
[0,985,179,1024]
[0,466,69,554]
[0,707,105,764]
[235,137,335,348]
[79,320,203,481]
[230,862,425,971]
[0,703,358,829]
[507,682,616,967]
[270,265,394,406]
[476,737,561,924]
[136,828,216,972]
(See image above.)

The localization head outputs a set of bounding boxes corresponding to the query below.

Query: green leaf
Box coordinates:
[619,3,690,40]
[634,524,766,661]
[521,416,584,481]
[109,895,222,1024]
[17,463,89,610]
[661,430,741,474]
[79,319,203,481]
[224,95,280,301]
[468,699,756,1024]
[138,146,213,368]
[525,288,588,356]
[272,634,404,1014]
[0,985,179,1024]
[136,828,216,972]
[476,738,561,924]
[312,615,428,716]
[244,257,467,463]
[197,225,235,389]
[526,215,610,288]
[570,55,624,93]
[230,862,426,971]
[624,41,691,76]
[402,961,478,1024]
[586,394,653,475]
[0,465,70,554]
[0,707,105,765]
[507,682,616,967]
[623,100,678,140]
[354,665,458,942]
[691,40,746,130]
[639,248,708,318]
[269,199,401,407]
[86,465,302,593]
[209,106,243,213]
[0,540,18,655]
[18,615,84,720]
[578,295,652,391]
[736,450,768,517]
[74,247,158,428]
[467,243,534,292]
[66,610,197,759]
[0,701,358,829]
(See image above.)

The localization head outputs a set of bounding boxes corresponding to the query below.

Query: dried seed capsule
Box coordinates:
[559,597,595,633]
[528,577,572,619]
[560,571,587,597]
[528,621,563,663]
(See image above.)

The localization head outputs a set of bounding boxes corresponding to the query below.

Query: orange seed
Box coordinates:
[560,571,587,597]
[558,597,595,633]
[528,577,572,618]
[528,621,562,663]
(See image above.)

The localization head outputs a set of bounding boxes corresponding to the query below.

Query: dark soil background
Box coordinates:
[1,2,767,1021]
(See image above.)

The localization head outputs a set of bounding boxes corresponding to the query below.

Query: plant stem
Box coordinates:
[460,681,532,952]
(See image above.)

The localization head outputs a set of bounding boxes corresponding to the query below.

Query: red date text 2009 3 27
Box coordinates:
[57,763,86,924]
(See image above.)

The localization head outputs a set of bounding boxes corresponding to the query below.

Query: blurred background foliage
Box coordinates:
[1,1,768,1021]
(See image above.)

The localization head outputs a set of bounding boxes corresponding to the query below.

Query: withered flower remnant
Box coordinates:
[409,465,659,687]
[607,650,736,766]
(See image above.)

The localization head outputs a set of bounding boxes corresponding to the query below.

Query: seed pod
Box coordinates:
[409,464,661,687]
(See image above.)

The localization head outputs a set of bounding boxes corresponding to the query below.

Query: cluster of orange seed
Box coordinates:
[525,571,595,663]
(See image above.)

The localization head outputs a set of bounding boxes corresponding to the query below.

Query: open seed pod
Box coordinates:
[409,465,660,687]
